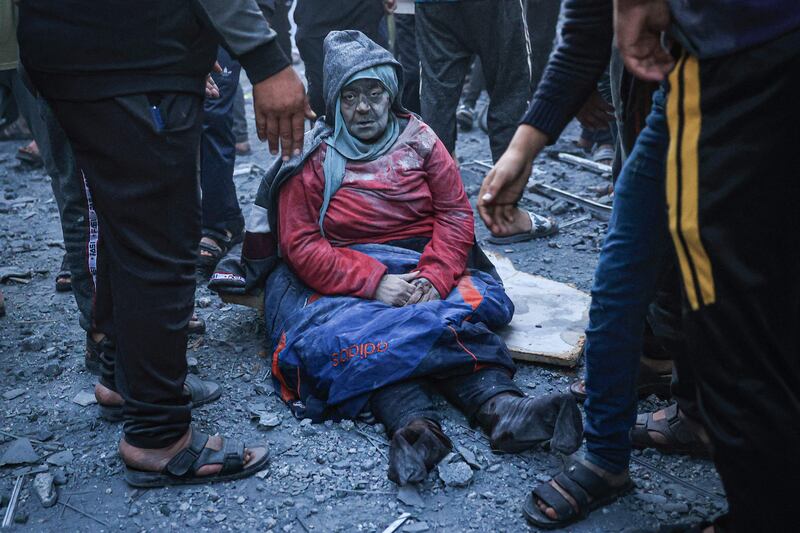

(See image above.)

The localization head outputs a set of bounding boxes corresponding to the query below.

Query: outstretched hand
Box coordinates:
[478,125,547,236]
[252,66,316,161]
[615,0,674,82]
[374,272,418,307]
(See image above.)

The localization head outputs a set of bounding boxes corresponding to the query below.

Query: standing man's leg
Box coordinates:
[48,93,266,482]
[665,34,800,529]
[526,0,560,92]
[199,47,245,275]
[416,3,472,155]
[394,13,421,114]
[526,88,672,526]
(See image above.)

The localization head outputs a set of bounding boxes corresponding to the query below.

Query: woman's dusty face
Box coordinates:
[340,79,391,142]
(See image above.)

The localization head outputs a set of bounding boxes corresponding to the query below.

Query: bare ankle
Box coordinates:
[95,382,122,406]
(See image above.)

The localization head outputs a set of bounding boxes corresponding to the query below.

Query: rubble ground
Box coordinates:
[0,85,725,532]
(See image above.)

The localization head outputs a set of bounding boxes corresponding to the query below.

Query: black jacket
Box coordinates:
[18,0,289,101]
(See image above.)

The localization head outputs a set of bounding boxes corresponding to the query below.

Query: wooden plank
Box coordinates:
[485,252,589,367]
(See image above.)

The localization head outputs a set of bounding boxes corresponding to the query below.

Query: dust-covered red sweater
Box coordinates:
[278,116,474,299]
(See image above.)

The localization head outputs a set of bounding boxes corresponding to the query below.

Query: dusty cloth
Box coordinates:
[279,115,473,299]
[264,243,516,420]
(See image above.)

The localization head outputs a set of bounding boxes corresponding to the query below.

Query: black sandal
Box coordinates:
[523,459,634,529]
[630,403,711,457]
[55,255,72,292]
[124,428,269,488]
[99,374,222,422]
[197,228,243,275]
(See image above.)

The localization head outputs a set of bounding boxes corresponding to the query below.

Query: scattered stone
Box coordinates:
[456,445,480,470]
[635,492,667,505]
[13,512,28,524]
[438,460,473,488]
[187,357,199,374]
[663,502,690,514]
[3,388,25,400]
[403,521,430,532]
[21,335,46,352]
[265,517,278,529]
[35,430,54,442]
[549,200,570,215]
[214,513,227,523]
[196,297,212,308]
[33,473,57,508]
[255,469,270,480]
[340,419,355,431]
[71,391,97,407]
[397,485,425,508]
[487,464,501,473]
[46,450,74,467]
[0,438,40,465]
[257,413,281,430]
[51,468,68,485]
[43,362,63,378]
[128,504,140,516]
[236,496,246,504]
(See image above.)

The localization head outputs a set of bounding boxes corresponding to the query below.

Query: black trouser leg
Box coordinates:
[461,58,484,109]
[394,14,421,114]
[49,93,203,449]
[437,366,522,421]
[666,30,800,531]
[370,379,440,437]
[647,258,700,420]
[416,3,474,154]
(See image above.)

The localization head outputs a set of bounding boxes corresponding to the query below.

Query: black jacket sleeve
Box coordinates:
[194,0,290,84]
[520,0,613,144]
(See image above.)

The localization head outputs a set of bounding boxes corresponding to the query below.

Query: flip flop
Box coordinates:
[124,428,269,488]
[487,210,558,244]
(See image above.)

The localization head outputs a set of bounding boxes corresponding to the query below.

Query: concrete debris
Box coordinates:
[21,335,45,352]
[396,485,425,508]
[46,450,74,467]
[71,391,97,407]
[438,460,473,488]
[382,512,411,533]
[33,472,58,508]
[0,438,40,466]
[3,388,25,400]
[257,413,281,430]
[403,521,430,533]
[455,445,481,470]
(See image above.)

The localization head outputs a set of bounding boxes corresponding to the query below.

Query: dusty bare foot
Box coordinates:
[491,206,532,237]
[119,427,255,477]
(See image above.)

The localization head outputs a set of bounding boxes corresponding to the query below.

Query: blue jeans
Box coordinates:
[583,88,671,474]
[200,47,244,236]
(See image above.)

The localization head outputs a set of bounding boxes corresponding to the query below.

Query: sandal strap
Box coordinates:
[553,471,591,510]
[165,429,210,477]
[563,460,612,499]
[199,240,223,255]
[532,482,577,521]
[196,437,245,476]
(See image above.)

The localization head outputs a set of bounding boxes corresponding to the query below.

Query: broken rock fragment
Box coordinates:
[437,459,473,487]
[33,472,57,508]
[0,438,40,466]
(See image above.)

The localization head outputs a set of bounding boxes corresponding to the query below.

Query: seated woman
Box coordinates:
[259,30,581,485]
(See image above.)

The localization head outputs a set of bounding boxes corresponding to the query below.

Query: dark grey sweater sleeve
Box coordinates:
[194,0,289,84]
[520,0,613,144]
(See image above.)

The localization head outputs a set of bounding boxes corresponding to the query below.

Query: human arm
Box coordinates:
[278,158,390,299]
[194,0,314,159]
[478,0,614,231]
[416,139,475,298]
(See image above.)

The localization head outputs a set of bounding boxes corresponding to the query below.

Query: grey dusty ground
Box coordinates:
[0,81,725,531]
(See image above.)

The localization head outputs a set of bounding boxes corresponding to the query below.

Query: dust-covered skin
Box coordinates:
[0,75,725,531]
[340,79,391,142]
